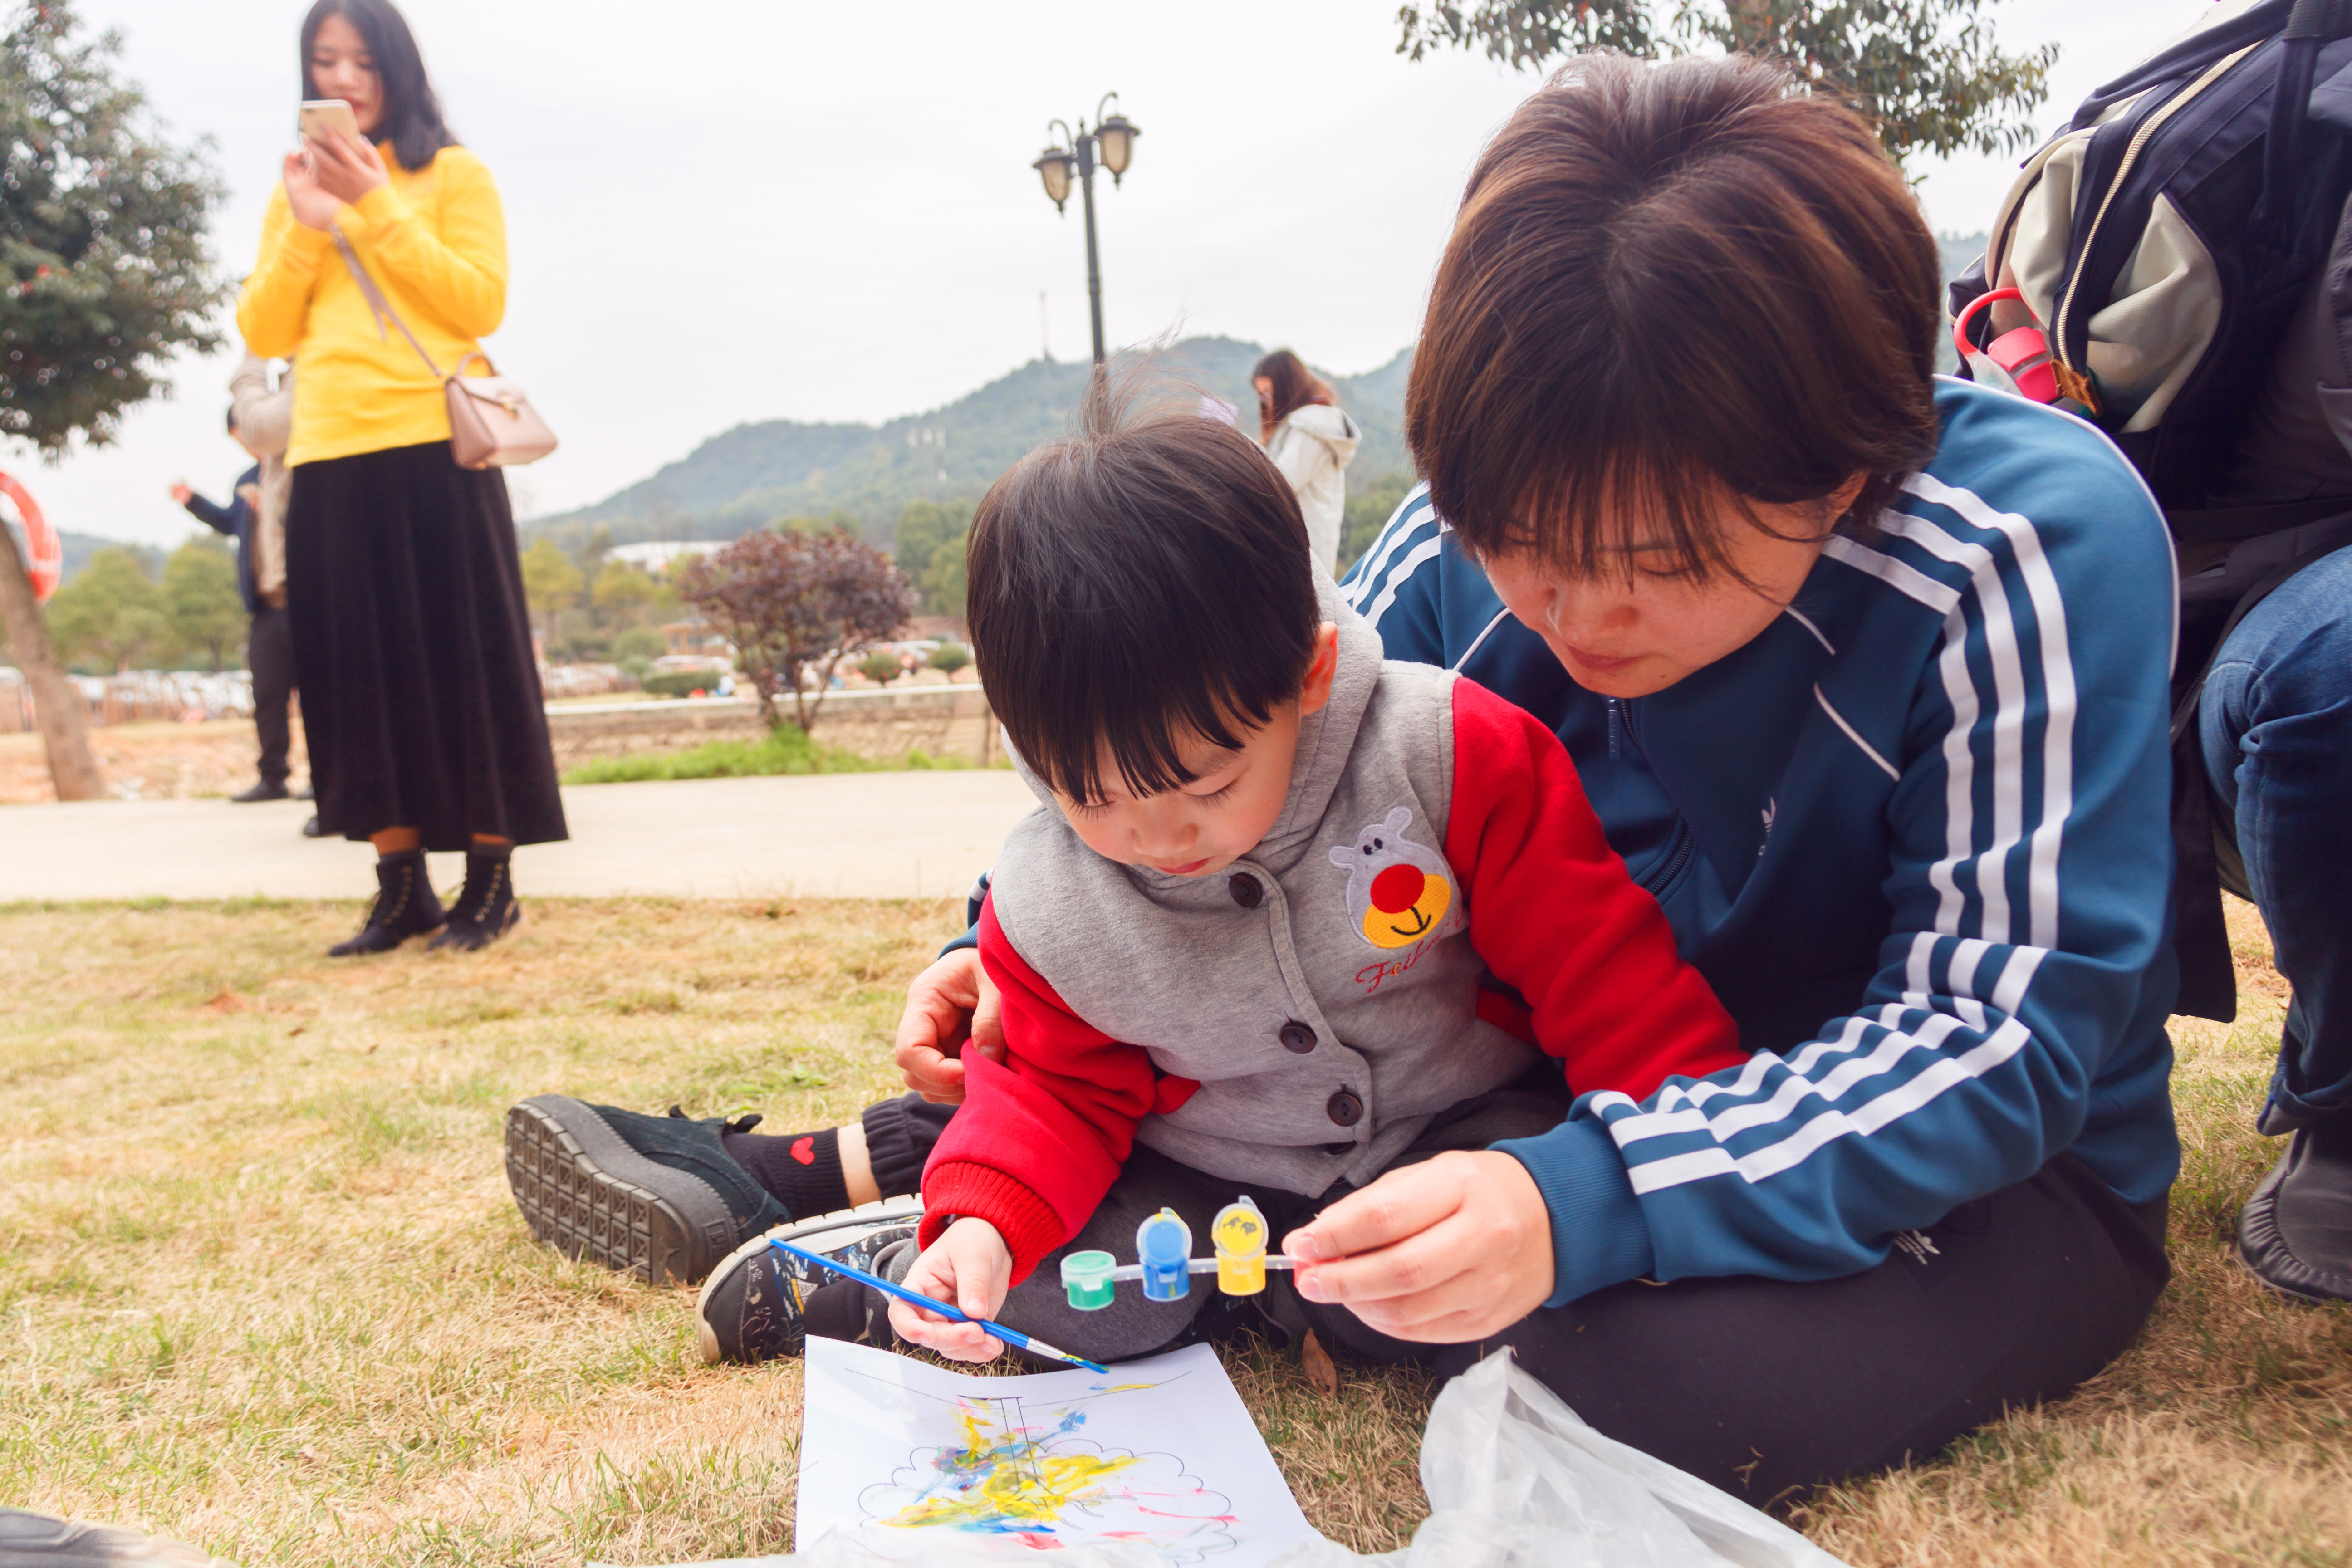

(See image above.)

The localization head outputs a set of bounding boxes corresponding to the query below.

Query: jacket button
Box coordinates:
[1228,873,1263,909]
[1279,1021,1318,1054]
[1326,1089,1363,1127]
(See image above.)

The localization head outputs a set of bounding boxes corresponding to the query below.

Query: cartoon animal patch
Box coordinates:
[1328,808,1458,950]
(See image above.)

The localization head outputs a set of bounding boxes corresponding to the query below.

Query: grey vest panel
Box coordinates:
[991,654,1542,1198]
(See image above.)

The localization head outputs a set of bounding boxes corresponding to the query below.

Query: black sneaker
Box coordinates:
[0,1508,239,1565]
[228,780,289,804]
[2238,1113,2352,1304]
[695,1195,924,1363]
[504,1095,791,1286]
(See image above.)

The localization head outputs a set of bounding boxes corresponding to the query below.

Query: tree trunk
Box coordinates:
[0,531,108,800]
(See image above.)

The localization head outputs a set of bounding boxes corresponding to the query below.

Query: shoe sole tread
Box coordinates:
[504,1095,734,1286]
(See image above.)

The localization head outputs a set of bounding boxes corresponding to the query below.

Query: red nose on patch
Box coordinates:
[790,1136,817,1166]
[1370,863,1427,914]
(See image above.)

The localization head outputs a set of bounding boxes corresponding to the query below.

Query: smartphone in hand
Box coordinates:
[298,99,361,145]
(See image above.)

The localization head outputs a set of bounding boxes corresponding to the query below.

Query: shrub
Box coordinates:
[858,652,902,685]
[641,670,719,699]
[926,642,971,675]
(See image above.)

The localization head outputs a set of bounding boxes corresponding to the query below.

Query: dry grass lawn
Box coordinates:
[0,894,2344,1566]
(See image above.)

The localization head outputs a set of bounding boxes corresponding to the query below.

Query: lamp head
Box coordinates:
[1032,146,1076,211]
[1095,113,1139,184]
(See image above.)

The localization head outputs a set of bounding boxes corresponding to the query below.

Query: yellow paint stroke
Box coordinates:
[882,1397,1144,1533]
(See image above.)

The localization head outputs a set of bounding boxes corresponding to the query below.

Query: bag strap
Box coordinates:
[330,227,445,382]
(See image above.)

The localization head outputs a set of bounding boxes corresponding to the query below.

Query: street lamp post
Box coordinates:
[1031,93,1140,366]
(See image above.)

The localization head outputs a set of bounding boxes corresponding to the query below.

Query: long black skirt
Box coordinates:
[286,441,568,850]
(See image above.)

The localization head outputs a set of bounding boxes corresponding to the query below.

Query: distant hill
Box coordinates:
[529,336,1412,551]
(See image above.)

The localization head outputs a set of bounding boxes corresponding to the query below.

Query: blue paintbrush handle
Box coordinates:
[769,1238,1111,1375]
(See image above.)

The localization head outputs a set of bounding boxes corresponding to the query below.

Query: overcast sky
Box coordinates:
[14,0,2210,549]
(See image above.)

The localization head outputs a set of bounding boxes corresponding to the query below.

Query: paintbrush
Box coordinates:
[768,1237,1112,1375]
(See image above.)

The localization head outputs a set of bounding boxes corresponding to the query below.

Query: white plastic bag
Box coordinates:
[1268,1348,1849,1568]
[599,1350,1849,1568]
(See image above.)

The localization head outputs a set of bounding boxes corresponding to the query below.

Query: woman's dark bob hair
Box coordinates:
[1408,54,1941,580]
[301,0,456,172]
[967,373,1318,805]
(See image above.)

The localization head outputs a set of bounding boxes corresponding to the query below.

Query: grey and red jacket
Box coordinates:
[918,598,1745,1282]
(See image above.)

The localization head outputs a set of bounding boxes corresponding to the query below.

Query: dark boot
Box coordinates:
[504,1096,794,1285]
[429,848,521,951]
[2238,1112,2352,1303]
[229,779,289,803]
[328,849,445,957]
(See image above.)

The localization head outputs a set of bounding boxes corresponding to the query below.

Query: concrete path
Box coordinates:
[0,772,1039,903]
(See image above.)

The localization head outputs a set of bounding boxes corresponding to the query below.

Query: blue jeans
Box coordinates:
[2200,542,2352,1129]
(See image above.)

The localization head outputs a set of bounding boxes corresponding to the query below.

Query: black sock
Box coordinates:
[723,1126,850,1218]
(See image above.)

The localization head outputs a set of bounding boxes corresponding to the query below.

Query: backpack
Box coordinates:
[1949,0,2352,1021]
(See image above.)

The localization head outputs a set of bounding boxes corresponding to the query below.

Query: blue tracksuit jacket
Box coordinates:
[1341,379,2183,1305]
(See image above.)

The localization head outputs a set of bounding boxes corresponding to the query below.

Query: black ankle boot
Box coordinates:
[328,849,446,957]
[430,848,521,951]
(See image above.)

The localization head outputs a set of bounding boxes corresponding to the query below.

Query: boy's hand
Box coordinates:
[889,1218,1013,1361]
[1281,1150,1554,1343]
[893,947,1004,1104]
[169,482,193,505]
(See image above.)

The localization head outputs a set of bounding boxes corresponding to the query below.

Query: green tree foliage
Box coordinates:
[858,650,902,686]
[610,626,666,664]
[1,0,228,451]
[1393,0,2057,162]
[161,534,241,670]
[926,642,971,676]
[590,559,663,613]
[519,536,583,620]
[46,544,162,672]
[921,534,967,622]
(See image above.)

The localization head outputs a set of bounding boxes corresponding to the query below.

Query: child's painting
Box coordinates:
[797,1339,1318,1564]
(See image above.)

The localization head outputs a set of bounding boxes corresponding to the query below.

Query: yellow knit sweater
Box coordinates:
[235,143,507,468]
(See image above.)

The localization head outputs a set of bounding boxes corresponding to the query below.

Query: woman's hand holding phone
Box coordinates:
[888,1218,1014,1362]
[304,128,389,207]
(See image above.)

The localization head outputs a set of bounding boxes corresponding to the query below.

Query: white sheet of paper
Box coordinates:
[797,1338,1321,1565]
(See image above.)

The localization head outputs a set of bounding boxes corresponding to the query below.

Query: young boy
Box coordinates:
[802,382,1747,1368]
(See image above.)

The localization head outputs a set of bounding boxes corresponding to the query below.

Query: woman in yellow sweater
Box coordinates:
[239,0,564,956]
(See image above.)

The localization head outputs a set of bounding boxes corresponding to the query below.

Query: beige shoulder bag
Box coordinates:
[331,228,558,470]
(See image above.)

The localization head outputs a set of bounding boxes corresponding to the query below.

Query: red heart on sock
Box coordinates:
[791,1136,817,1166]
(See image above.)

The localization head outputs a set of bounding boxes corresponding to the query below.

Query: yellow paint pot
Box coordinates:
[1211,1197,1269,1296]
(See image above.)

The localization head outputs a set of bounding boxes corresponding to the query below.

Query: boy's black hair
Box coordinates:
[967,372,1320,805]
[300,0,458,173]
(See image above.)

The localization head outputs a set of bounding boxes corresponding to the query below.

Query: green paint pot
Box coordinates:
[1060,1249,1118,1310]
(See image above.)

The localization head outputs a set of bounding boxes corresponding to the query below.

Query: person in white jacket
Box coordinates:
[1254,349,1360,576]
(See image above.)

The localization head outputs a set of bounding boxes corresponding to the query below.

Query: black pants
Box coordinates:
[858,1090,2170,1505]
[248,602,295,788]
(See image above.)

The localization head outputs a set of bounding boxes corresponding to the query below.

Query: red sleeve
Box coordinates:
[918,896,1161,1284]
[1445,678,1747,1100]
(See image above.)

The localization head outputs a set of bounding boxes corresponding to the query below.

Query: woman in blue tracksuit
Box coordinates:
[1297,54,2179,1491]
[511,54,2181,1500]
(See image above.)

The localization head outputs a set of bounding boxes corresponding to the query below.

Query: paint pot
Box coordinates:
[1060,1249,1118,1311]
[1210,1197,1268,1295]
[1136,1209,1193,1302]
